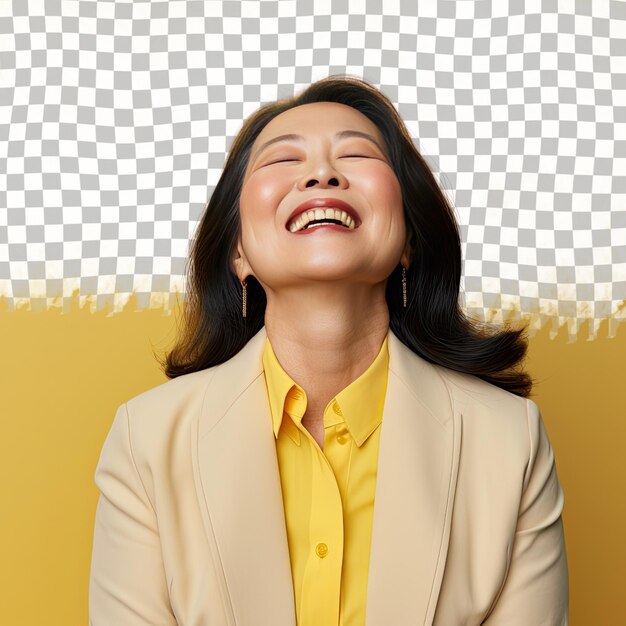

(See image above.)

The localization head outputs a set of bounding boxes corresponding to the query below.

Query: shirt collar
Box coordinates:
[262,330,390,447]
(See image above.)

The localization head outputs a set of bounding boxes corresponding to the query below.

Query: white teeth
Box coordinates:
[289,207,357,232]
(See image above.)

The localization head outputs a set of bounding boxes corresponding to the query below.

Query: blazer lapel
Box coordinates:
[365,330,461,625]
[194,325,296,626]
[193,325,461,626]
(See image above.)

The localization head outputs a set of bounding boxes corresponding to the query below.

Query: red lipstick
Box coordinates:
[285,197,361,229]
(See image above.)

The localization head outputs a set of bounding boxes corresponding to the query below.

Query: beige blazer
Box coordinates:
[89,325,569,625]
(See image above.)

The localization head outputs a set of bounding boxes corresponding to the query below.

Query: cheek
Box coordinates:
[361,168,406,245]
[239,173,284,222]
[360,167,404,222]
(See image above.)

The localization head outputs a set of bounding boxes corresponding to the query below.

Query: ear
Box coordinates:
[231,233,253,282]
[400,233,413,269]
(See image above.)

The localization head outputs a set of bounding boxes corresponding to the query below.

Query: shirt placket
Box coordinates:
[289,394,345,626]
[323,400,355,626]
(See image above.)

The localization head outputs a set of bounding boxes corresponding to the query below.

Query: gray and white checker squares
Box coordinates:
[0,0,625,339]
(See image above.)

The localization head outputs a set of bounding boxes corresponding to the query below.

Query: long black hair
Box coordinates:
[158,74,533,397]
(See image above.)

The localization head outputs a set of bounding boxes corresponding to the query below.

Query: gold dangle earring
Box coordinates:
[402,266,407,308]
[241,278,247,318]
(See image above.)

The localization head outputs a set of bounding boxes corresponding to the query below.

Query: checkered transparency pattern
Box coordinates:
[0,0,625,339]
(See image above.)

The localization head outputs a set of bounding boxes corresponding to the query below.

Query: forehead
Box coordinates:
[253,101,383,145]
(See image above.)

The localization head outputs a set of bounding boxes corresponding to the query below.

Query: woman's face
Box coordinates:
[234,101,410,292]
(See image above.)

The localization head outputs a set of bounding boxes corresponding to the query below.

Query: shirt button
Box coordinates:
[333,401,343,416]
[315,543,328,558]
[337,434,348,445]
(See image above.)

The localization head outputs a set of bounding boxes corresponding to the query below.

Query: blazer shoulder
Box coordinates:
[431,365,543,488]
[120,366,219,448]
[430,364,533,454]
[126,366,217,413]
[433,363,528,416]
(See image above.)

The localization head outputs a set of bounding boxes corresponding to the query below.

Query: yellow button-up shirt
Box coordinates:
[262,333,389,626]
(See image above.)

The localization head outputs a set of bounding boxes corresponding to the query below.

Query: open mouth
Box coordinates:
[287,208,358,232]
[300,219,350,231]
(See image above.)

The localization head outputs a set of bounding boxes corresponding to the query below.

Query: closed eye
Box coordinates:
[267,155,371,165]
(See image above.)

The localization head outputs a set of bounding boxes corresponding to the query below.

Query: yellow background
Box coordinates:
[1,293,623,625]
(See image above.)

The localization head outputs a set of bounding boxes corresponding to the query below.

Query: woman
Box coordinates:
[89,75,569,625]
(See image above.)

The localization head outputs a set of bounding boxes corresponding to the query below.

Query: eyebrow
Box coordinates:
[252,129,387,161]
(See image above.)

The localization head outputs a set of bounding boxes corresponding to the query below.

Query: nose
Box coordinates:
[297,159,348,190]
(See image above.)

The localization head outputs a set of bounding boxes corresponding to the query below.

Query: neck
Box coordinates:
[263,282,390,418]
